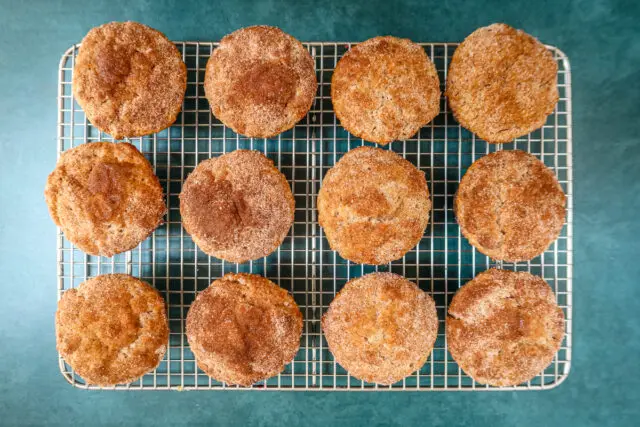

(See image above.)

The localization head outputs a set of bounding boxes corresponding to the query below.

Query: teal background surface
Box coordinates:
[1,0,639,425]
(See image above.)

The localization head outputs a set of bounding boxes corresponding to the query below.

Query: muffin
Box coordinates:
[447,269,565,386]
[73,21,187,139]
[318,146,430,264]
[45,142,166,257]
[322,272,438,385]
[56,274,169,386]
[186,273,303,386]
[180,150,295,263]
[446,23,558,143]
[331,36,440,144]
[204,26,316,138]
[454,150,565,262]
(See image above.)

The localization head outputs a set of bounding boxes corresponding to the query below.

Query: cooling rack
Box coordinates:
[57,41,572,391]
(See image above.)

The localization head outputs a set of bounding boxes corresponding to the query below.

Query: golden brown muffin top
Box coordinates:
[186,273,302,386]
[56,274,169,386]
[322,272,438,385]
[179,150,294,263]
[455,150,565,262]
[45,142,166,257]
[331,36,440,144]
[204,26,316,138]
[318,146,430,264]
[446,23,558,143]
[73,21,187,139]
[447,269,565,386]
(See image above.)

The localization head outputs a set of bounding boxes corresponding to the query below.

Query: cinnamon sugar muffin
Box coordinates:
[322,273,438,385]
[447,269,565,386]
[45,142,166,257]
[56,274,169,386]
[204,26,316,138]
[454,150,565,262]
[186,273,303,386]
[446,23,558,143]
[73,21,187,139]
[179,150,295,263]
[318,146,430,264]
[332,36,440,144]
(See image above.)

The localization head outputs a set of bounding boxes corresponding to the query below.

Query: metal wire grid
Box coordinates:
[57,41,572,391]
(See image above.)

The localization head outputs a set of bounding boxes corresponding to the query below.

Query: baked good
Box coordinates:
[56,274,169,386]
[318,146,430,264]
[204,25,316,138]
[322,272,438,385]
[73,21,187,139]
[331,36,440,144]
[454,149,565,262]
[45,142,166,257]
[186,273,302,386]
[179,150,294,263]
[447,269,565,386]
[446,23,558,143]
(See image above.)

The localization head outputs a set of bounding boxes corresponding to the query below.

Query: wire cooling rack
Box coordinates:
[57,41,572,391]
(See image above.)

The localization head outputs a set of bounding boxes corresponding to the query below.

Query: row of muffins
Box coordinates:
[73,21,559,145]
[51,21,566,388]
[46,143,565,264]
[57,268,564,387]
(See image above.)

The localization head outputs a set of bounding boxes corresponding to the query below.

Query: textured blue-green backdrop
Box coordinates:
[1,0,639,425]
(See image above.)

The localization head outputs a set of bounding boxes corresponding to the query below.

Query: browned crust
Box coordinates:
[73,21,187,139]
[56,274,169,386]
[331,36,440,145]
[447,269,565,386]
[44,142,166,257]
[454,150,566,262]
[318,146,430,264]
[185,273,303,386]
[322,272,438,385]
[446,23,558,143]
[179,150,295,263]
[204,26,316,138]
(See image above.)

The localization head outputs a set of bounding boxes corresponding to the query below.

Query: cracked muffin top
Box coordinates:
[455,150,565,262]
[331,36,440,145]
[73,21,187,139]
[179,150,295,263]
[322,272,438,385]
[447,269,565,386]
[318,146,431,265]
[186,273,302,386]
[45,142,166,257]
[446,23,558,143]
[204,26,316,138]
[56,274,169,386]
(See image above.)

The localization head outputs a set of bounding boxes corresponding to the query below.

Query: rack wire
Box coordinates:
[57,41,572,391]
